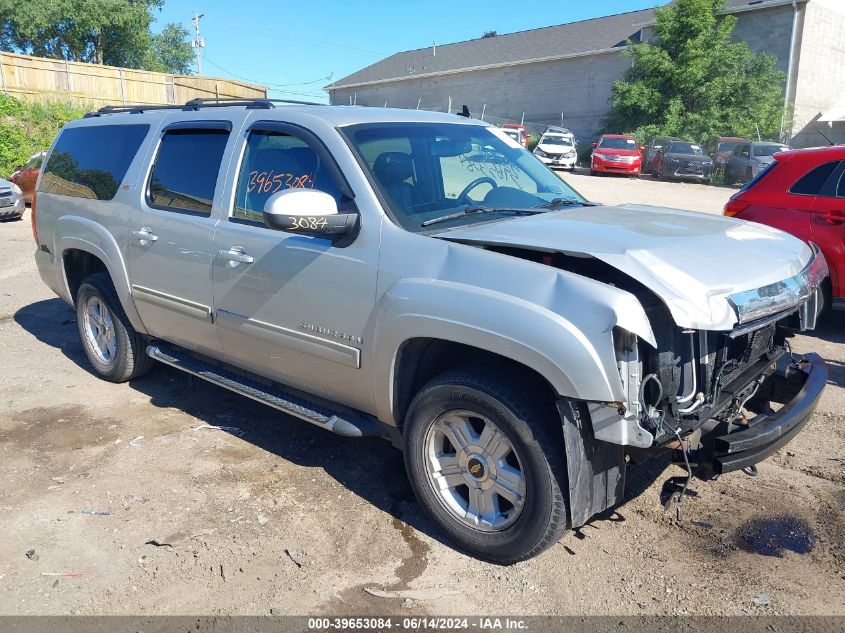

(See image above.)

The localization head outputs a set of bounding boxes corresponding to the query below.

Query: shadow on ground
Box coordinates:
[15,297,671,560]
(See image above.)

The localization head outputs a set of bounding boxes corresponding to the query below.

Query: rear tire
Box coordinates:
[403,366,569,564]
[76,272,153,383]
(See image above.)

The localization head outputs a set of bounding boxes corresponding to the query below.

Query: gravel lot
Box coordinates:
[1,175,843,616]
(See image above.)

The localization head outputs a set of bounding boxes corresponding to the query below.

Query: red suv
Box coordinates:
[724,146,845,310]
[591,134,643,177]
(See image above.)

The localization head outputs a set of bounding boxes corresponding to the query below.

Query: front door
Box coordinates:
[211,121,379,413]
[126,121,233,356]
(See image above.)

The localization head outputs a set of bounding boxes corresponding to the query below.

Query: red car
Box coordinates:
[724,146,845,310]
[9,151,45,204]
[591,134,643,177]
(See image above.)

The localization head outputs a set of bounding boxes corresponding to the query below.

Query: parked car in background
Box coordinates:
[652,140,714,183]
[725,141,790,185]
[643,136,681,175]
[0,177,25,221]
[724,146,845,310]
[590,134,643,177]
[501,123,528,147]
[533,127,577,170]
[711,137,748,172]
[9,151,45,203]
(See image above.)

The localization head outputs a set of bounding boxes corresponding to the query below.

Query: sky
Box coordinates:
[154,0,663,103]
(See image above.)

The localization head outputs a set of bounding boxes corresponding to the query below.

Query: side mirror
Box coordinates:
[592,142,597,148]
[639,145,646,152]
[263,189,358,236]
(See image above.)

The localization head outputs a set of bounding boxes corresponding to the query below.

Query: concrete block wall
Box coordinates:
[330,51,632,142]
[791,1,845,147]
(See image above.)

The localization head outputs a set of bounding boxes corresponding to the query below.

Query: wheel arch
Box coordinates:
[56,216,147,334]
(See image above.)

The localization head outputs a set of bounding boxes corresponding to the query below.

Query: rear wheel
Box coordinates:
[76,272,153,382]
[403,366,568,564]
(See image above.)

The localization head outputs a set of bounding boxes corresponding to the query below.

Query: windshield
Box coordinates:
[541,135,572,147]
[598,137,637,150]
[503,130,520,140]
[667,142,705,155]
[753,144,787,157]
[343,122,586,232]
[718,141,741,153]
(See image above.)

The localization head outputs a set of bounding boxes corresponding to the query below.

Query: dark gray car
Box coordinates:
[643,136,681,175]
[725,141,790,185]
[654,141,714,182]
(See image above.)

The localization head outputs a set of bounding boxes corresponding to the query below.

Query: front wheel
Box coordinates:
[76,272,153,382]
[403,367,568,564]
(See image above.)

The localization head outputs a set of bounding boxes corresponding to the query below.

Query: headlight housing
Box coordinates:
[728,244,829,324]
[534,149,547,158]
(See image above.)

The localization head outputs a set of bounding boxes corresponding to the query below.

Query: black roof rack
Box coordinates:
[84,97,325,118]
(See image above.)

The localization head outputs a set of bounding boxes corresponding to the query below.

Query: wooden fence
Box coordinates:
[0,51,267,107]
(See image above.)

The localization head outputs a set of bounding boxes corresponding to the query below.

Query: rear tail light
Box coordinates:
[723,196,750,217]
[30,191,38,243]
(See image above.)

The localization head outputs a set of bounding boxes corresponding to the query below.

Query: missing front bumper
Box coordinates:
[693,353,826,475]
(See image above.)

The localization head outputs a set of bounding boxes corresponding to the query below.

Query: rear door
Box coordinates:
[810,161,845,299]
[126,120,236,357]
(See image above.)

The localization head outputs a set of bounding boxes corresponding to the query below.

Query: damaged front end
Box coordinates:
[557,246,829,526]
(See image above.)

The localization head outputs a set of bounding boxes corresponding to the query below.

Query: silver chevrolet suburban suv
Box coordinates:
[33,98,828,563]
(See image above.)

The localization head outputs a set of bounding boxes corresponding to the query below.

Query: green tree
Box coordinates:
[0,0,193,74]
[145,23,193,75]
[604,0,789,145]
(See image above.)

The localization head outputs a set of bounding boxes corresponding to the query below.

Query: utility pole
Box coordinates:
[191,13,205,75]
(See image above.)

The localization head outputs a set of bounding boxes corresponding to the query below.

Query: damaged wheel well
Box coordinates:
[393,338,559,427]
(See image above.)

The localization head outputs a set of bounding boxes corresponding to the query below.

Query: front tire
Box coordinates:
[76,272,153,382]
[403,367,568,564]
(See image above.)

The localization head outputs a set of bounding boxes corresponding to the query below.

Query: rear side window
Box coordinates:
[789,161,840,196]
[149,129,229,215]
[39,124,149,200]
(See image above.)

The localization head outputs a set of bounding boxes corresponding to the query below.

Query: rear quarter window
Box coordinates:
[789,161,840,196]
[39,124,149,200]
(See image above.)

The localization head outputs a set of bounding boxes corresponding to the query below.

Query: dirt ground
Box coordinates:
[0,175,843,616]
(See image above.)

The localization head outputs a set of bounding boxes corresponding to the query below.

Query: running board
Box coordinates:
[146,343,382,438]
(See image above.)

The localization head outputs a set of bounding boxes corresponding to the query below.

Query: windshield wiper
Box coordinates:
[533,198,597,210]
[420,206,544,228]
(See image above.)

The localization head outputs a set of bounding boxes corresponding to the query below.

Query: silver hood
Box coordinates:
[434,204,822,331]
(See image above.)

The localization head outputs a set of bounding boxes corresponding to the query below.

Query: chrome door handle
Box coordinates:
[132,228,158,243]
[217,247,254,264]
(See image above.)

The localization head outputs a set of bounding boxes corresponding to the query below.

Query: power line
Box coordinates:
[203,56,331,93]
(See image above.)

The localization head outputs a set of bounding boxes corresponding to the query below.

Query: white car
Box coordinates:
[533,132,577,170]
[0,177,25,221]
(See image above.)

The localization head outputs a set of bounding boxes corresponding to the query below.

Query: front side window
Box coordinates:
[233,129,342,223]
[39,124,149,200]
[789,161,840,196]
[148,129,229,215]
[343,122,585,232]
[837,169,845,198]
